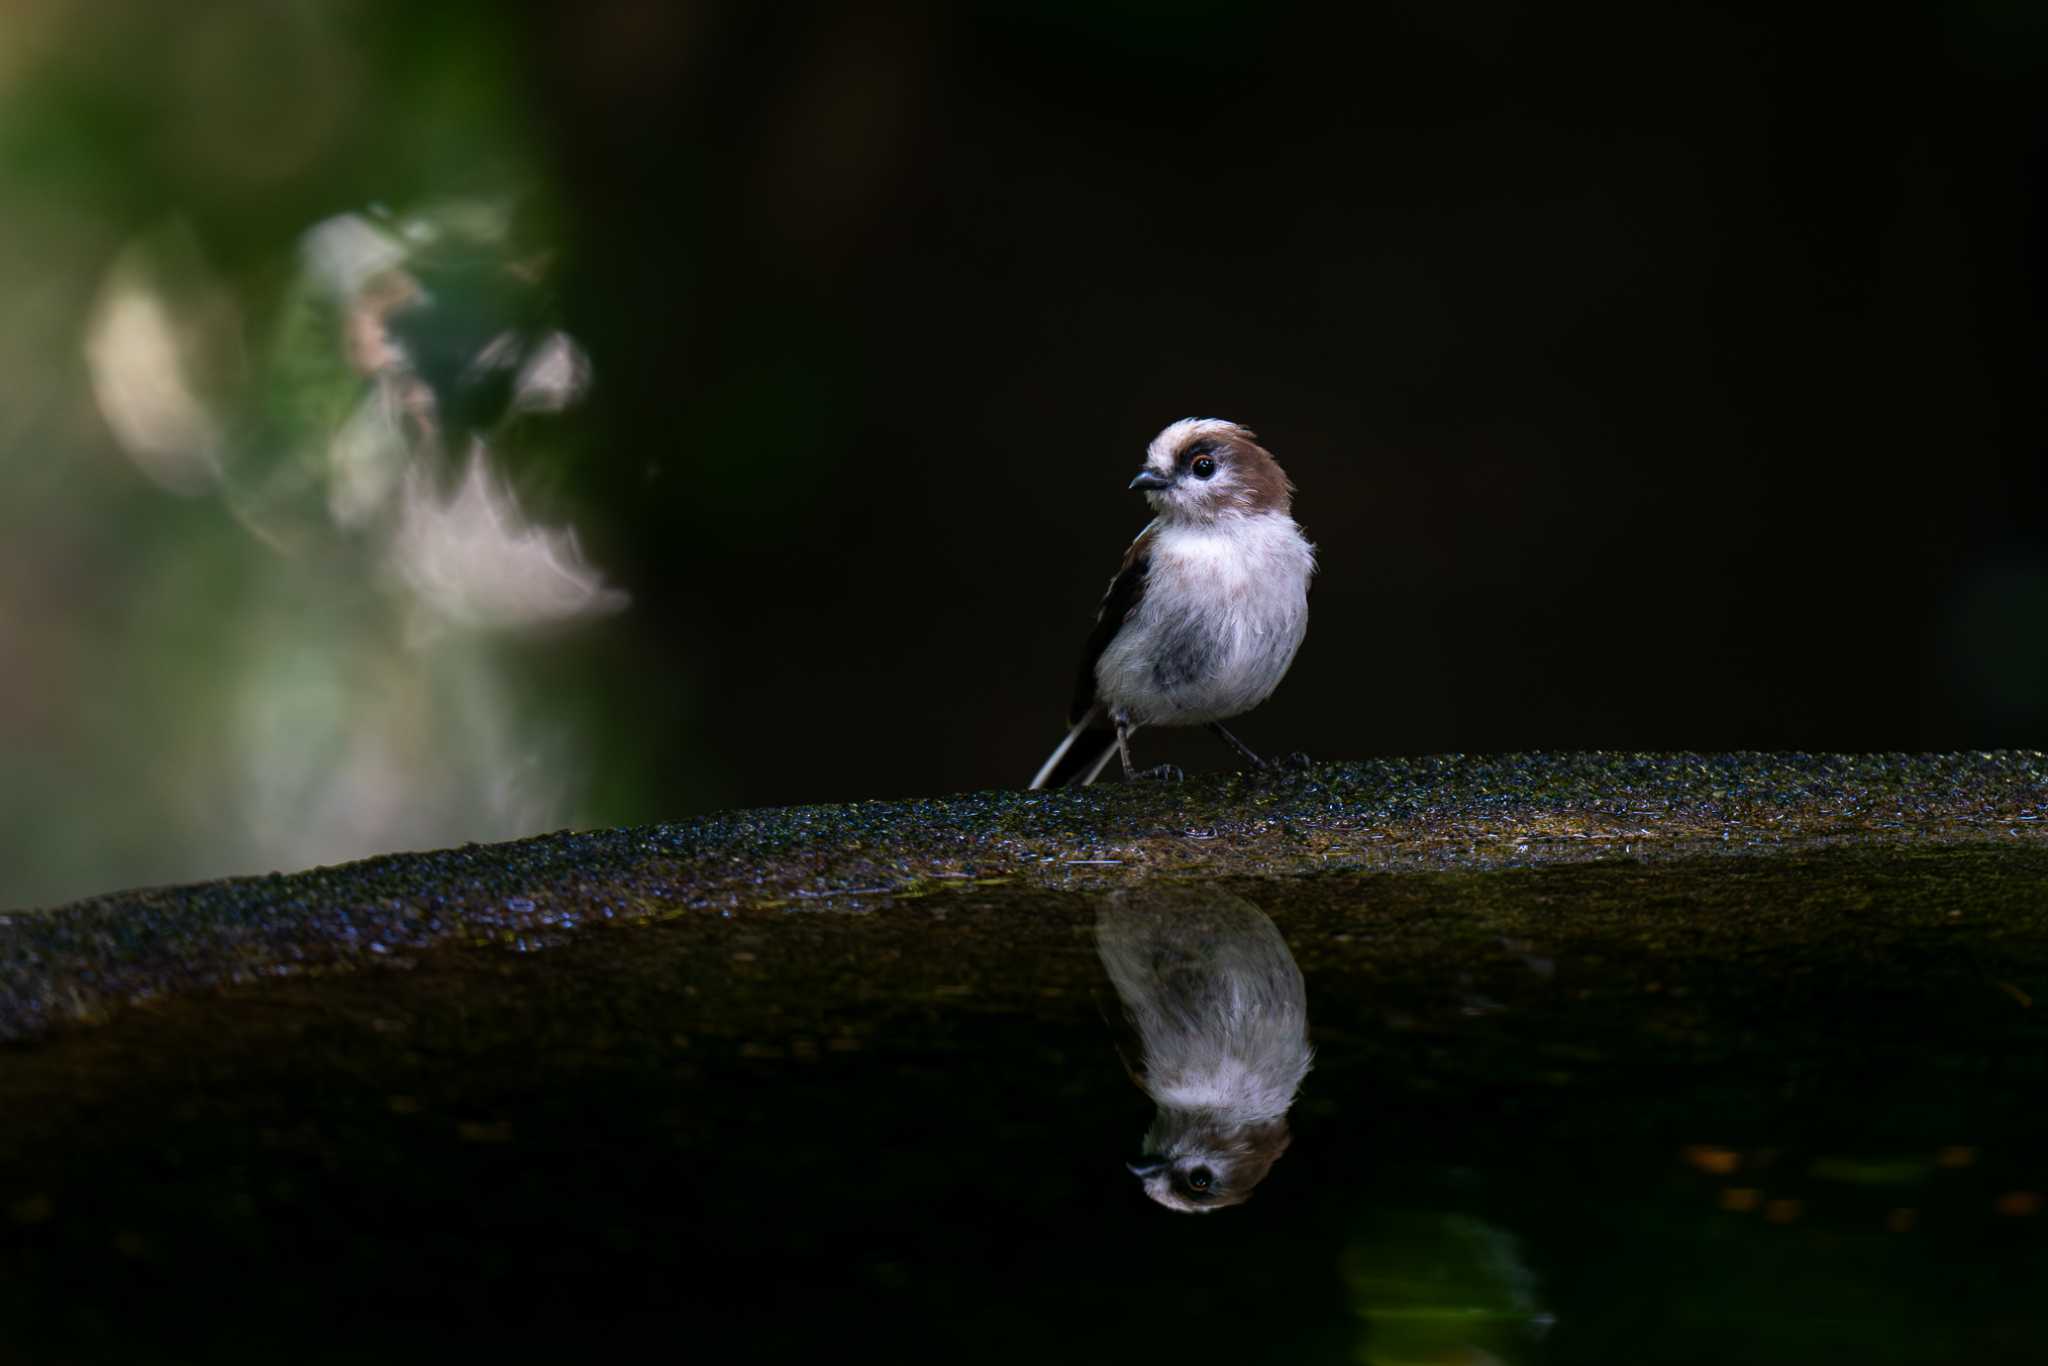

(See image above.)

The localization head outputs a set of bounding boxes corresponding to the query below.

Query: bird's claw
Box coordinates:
[1133,763,1185,783]
[1279,752,1314,771]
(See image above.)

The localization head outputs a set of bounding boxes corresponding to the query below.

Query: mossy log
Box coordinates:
[4,752,2044,1043]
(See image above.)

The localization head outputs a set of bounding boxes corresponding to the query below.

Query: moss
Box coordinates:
[2,751,2043,1041]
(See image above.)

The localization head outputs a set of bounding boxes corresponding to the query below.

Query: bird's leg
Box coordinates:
[1114,714,1138,779]
[1110,713,1180,781]
[1111,717,1180,781]
[1208,721,1269,770]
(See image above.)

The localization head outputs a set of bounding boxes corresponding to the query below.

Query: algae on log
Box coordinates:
[2,751,2044,1043]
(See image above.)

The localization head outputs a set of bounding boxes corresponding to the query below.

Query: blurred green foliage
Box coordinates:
[0,1,670,908]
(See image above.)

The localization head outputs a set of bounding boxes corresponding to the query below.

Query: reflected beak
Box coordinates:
[1129,470,1173,491]
[1126,1156,1168,1178]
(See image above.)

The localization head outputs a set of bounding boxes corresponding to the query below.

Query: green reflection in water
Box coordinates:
[1345,1211,1549,1364]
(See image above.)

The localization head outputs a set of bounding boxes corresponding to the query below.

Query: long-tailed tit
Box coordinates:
[1029,419,1315,788]
[1095,885,1313,1213]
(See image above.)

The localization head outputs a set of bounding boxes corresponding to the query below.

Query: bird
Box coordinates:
[1028,418,1315,788]
[1095,884,1313,1213]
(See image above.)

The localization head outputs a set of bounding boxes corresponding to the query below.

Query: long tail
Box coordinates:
[1029,703,1121,789]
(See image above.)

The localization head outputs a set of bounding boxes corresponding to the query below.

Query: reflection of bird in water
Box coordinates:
[1096,885,1312,1213]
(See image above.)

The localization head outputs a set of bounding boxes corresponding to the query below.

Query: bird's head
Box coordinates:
[1129,418,1293,523]
[1124,1115,1293,1214]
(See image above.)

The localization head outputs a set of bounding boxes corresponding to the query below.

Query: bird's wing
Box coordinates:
[1070,522,1156,725]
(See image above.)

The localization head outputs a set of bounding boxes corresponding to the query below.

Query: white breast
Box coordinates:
[1094,511,1315,727]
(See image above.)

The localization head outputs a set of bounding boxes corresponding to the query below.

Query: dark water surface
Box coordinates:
[6,848,2047,1363]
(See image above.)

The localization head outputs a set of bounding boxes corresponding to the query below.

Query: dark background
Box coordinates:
[3,0,2043,904]
[541,0,2048,786]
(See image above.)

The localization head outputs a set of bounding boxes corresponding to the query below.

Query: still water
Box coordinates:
[4,851,2046,1363]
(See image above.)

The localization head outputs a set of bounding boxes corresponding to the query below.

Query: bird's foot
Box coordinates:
[1278,752,1314,771]
[1132,763,1185,783]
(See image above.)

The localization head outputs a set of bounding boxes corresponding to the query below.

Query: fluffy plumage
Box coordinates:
[1030,419,1315,788]
[1095,884,1313,1213]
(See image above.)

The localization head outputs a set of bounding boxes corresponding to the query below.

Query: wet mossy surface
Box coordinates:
[4,754,2048,1362]
[4,751,2045,1042]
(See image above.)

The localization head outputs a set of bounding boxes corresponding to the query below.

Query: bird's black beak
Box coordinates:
[1126,1156,1169,1178]
[1129,470,1174,491]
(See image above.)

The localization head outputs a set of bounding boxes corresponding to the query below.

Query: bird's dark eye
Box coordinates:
[1191,456,1217,480]
[1186,1169,1213,1192]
